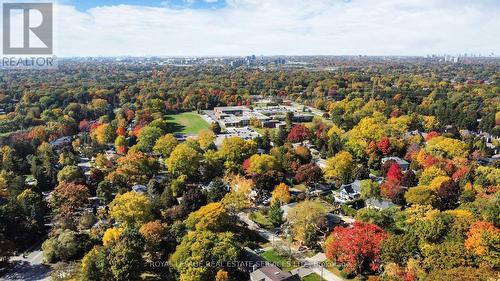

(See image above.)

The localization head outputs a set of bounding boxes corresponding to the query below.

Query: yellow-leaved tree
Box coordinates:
[324,150,354,184]
[271,183,291,205]
[108,191,152,227]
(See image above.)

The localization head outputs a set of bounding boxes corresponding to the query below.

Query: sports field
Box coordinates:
[165,112,209,135]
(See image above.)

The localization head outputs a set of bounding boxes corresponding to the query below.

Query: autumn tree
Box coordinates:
[153,134,178,157]
[170,231,240,281]
[287,124,310,143]
[464,221,500,266]
[380,180,401,201]
[246,154,279,174]
[198,129,215,150]
[419,166,447,186]
[294,163,323,185]
[405,186,438,207]
[425,136,468,158]
[91,123,116,145]
[386,163,402,182]
[377,137,391,155]
[401,170,418,187]
[287,200,327,246]
[135,125,163,152]
[436,179,460,210]
[107,151,158,185]
[325,221,387,274]
[50,182,89,228]
[324,150,353,184]
[139,220,166,260]
[166,143,202,178]
[108,191,153,227]
[219,137,256,168]
[271,183,291,205]
[185,202,229,231]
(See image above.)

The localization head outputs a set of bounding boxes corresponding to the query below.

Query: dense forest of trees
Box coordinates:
[0,58,498,281]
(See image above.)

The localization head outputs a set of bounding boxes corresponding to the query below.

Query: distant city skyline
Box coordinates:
[47,0,500,56]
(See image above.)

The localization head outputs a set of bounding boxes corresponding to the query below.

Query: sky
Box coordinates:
[45,0,500,56]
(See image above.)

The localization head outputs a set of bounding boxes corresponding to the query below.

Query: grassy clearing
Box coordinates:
[250,126,274,135]
[302,273,324,281]
[260,249,298,272]
[325,264,348,280]
[249,210,274,229]
[293,184,307,192]
[165,112,209,135]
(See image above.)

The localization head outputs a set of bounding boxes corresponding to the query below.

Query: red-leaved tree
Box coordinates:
[325,221,387,274]
[377,137,391,155]
[287,124,310,143]
[425,131,440,141]
[380,180,401,200]
[386,163,402,182]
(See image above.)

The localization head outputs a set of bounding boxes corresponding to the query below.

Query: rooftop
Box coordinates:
[250,265,300,281]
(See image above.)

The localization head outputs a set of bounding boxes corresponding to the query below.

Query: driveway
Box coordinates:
[1,249,50,281]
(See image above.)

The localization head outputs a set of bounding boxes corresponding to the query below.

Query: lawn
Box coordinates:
[249,210,274,229]
[260,249,298,272]
[165,112,209,135]
[302,273,324,281]
[250,126,275,135]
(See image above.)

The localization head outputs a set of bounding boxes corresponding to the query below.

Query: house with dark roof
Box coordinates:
[334,180,362,202]
[250,265,300,281]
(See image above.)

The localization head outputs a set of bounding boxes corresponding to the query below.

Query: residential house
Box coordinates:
[335,180,362,202]
[365,198,398,210]
[250,265,300,281]
[381,157,409,171]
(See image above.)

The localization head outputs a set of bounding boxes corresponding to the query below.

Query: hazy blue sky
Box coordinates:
[48,0,499,56]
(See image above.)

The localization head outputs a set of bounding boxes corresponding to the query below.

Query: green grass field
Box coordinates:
[249,211,274,229]
[302,273,324,281]
[260,249,298,272]
[165,112,209,135]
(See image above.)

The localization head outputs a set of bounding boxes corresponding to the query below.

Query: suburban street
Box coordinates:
[238,212,344,281]
[1,248,50,281]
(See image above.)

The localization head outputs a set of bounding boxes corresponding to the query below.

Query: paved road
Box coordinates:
[1,248,50,281]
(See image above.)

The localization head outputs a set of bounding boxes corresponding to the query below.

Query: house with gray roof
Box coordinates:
[381,157,410,171]
[250,265,300,281]
[365,198,398,210]
[334,180,362,202]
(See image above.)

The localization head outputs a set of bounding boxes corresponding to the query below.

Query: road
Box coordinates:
[0,248,50,281]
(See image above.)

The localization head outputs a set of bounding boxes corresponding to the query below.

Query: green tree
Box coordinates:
[268,202,283,227]
[57,165,84,183]
[136,125,163,152]
[108,228,145,281]
[360,179,380,200]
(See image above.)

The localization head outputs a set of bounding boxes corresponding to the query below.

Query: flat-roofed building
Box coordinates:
[214,106,251,118]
